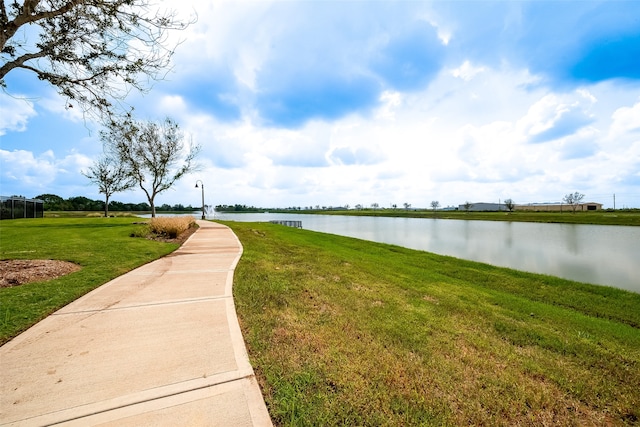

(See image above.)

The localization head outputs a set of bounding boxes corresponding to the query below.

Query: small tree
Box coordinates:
[430,200,440,212]
[504,198,515,212]
[371,202,379,210]
[563,192,585,213]
[463,201,473,212]
[403,202,411,210]
[83,155,135,217]
[104,116,200,217]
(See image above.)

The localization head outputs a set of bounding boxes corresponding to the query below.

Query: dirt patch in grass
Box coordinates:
[0,260,81,288]
[1,225,199,288]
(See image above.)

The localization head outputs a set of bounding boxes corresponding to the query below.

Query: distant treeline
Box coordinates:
[215,204,349,212]
[215,204,309,212]
[215,204,268,212]
[216,204,352,213]
[34,194,196,212]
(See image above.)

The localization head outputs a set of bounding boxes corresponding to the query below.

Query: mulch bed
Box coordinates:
[0,260,81,288]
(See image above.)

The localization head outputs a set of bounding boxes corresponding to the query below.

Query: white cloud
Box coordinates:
[0,149,92,196]
[39,91,92,123]
[376,91,403,120]
[556,127,600,160]
[517,91,596,143]
[156,95,189,117]
[450,60,485,81]
[0,95,36,136]
[0,149,57,184]
[609,100,640,138]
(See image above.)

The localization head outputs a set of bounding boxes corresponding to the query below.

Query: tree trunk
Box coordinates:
[104,195,110,217]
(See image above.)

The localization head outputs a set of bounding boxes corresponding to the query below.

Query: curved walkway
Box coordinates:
[1,221,272,426]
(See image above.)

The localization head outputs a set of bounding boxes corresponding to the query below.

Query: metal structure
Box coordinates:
[0,196,44,220]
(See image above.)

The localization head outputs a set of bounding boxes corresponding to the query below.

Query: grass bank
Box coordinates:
[227,221,640,426]
[294,209,640,226]
[43,211,198,218]
[0,218,180,344]
[44,211,141,218]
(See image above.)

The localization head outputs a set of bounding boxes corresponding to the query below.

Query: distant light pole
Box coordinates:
[195,180,205,220]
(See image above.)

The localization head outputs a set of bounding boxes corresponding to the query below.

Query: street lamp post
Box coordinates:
[195,180,205,220]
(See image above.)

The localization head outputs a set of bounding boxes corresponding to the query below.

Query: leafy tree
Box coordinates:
[103,115,200,217]
[463,201,473,212]
[34,193,66,210]
[67,195,102,211]
[0,1,192,118]
[563,192,585,213]
[83,155,135,217]
[403,202,411,210]
[109,200,127,211]
[504,198,515,212]
[430,200,440,212]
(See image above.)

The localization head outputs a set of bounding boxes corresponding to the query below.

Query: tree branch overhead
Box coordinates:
[1,0,193,118]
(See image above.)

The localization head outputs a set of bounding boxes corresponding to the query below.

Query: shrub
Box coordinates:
[130,224,150,238]
[148,217,195,238]
[114,212,138,218]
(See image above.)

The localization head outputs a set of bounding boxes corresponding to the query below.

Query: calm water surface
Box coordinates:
[213,212,640,293]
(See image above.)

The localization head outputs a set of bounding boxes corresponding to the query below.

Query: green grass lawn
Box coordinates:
[0,218,179,344]
[43,211,196,218]
[226,221,640,426]
[2,217,638,425]
[44,211,143,218]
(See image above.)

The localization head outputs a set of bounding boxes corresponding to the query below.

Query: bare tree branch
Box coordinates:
[102,115,201,217]
[1,1,83,49]
[563,192,585,213]
[82,153,136,217]
[504,198,515,212]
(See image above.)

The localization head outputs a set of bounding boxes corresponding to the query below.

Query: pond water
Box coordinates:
[211,212,640,293]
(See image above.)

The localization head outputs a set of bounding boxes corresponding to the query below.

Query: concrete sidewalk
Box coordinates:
[1,221,272,426]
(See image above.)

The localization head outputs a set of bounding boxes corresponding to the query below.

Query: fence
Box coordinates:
[1,196,44,220]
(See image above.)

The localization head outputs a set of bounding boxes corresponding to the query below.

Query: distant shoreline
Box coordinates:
[216,208,640,226]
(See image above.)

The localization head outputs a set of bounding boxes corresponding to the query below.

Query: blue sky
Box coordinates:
[2,0,640,209]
